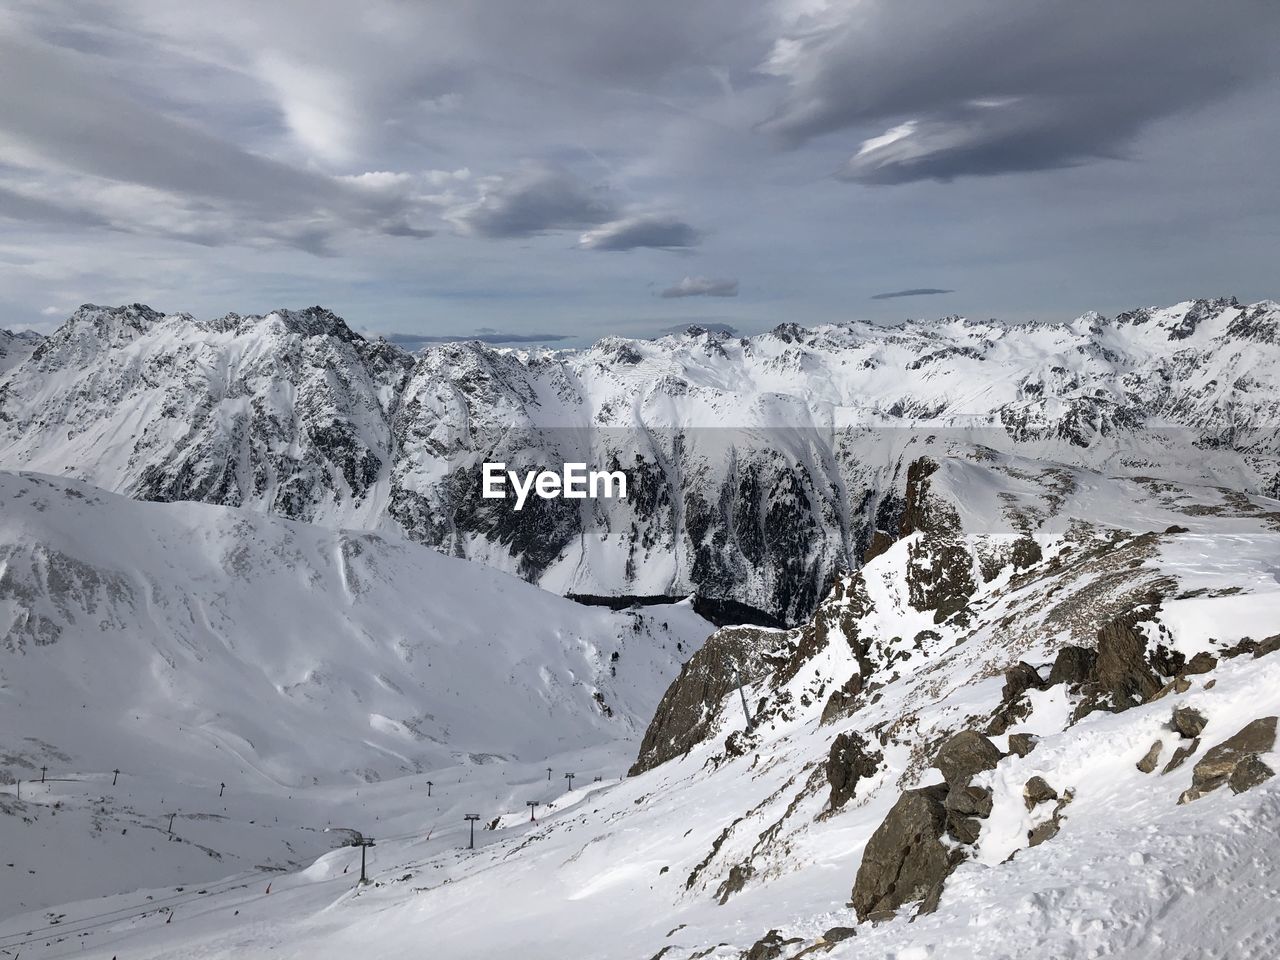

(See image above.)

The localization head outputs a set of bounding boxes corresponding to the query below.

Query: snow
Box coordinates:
[3,462,1278,959]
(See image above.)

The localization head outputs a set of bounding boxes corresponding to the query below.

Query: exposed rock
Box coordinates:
[715,862,756,905]
[1023,776,1058,809]
[1162,739,1200,774]
[742,930,802,960]
[1150,676,1192,702]
[1228,755,1275,795]
[1007,733,1039,758]
[1027,817,1061,847]
[1093,609,1163,707]
[946,815,982,845]
[827,731,883,810]
[1179,717,1278,803]
[1184,652,1217,675]
[1257,635,1280,659]
[851,784,963,922]
[944,784,993,819]
[820,926,857,945]
[1002,662,1046,702]
[1172,706,1208,739]
[1048,645,1098,687]
[1009,536,1043,570]
[1137,740,1163,773]
[630,627,778,775]
[932,730,1002,787]
[1027,790,1073,847]
[820,674,864,726]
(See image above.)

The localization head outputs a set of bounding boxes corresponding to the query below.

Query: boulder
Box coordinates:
[1023,776,1058,809]
[946,816,982,845]
[932,730,1003,787]
[1007,733,1039,758]
[1136,740,1163,774]
[1179,717,1278,803]
[1048,645,1098,687]
[1172,706,1207,739]
[1026,789,1073,848]
[850,784,963,922]
[1229,755,1275,795]
[826,731,883,810]
[1161,738,1200,774]
[944,784,993,818]
[1184,652,1217,675]
[742,930,802,960]
[1002,662,1046,702]
[1150,676,1192,702]
[820,926,857,945]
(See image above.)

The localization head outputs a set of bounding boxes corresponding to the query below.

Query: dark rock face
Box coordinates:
[827,731,884,810]
[1093,610,1163,707]
[1172,706,1208,739]
[1048,645,1098,687]
[1179,716,1278,803]
[820,673,864,726]
[944,784,993,818]
[850,784,963,922]
[1002,662,1046,702]
[932,730,1003,787]
[629,626,782,775]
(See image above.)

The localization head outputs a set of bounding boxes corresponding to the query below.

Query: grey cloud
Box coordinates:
[764,1,1280,184]
[0,33,436,246]
[449,167,615,239]
[870,287,953,300]
[660,276,738,298]
[579,214,700,251]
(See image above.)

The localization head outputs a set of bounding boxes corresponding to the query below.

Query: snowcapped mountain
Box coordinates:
[2,298,1279,627]
[0,470,711,914]
[0,327,41,374]
[6,448,1276,959]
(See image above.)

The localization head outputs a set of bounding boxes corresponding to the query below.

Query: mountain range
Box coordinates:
[3,297,1278,626]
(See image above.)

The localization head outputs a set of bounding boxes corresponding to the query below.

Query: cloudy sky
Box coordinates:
[1,1,1278,343]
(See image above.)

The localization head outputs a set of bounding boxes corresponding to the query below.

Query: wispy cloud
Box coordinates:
[870,287,953,300]
[579,214,700,251]
[661,276,738,298]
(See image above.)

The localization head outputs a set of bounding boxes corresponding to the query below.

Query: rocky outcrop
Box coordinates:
[850,784,963,922]
[1172,706,1208,739]
[1179,717,1277,803]
[932,731,1002,787]
[826,731,883,810]
[1048,645,1098,687]
[629,626,782,775]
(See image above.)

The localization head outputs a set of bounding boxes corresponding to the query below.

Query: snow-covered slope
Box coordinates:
[0,471,712,915]
[5,452,1278,959]
[2,298,1279,625]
